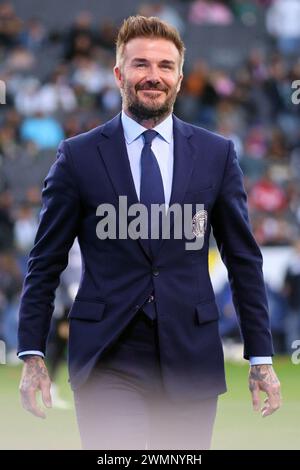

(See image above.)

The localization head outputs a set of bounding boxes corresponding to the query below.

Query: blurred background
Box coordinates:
[0,0,300,449]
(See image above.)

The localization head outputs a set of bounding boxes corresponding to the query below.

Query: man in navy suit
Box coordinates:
[18,16,281,449]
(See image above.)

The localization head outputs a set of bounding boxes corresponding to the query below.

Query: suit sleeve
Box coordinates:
[211,140,274,359]
[18,141,81,354]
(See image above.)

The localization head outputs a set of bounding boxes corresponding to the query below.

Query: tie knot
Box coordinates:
[143,130,158,145]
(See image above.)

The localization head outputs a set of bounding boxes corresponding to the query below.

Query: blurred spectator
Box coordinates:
[216,283,240,340]
[0,121,19,158]
[46,241,81,408]
[13,202,38,256]
[0,1,22,48]
[14,69,77,116]
[266,0,300,56]
[20,113,64,149]
[230,0,259,26]
[266,283,286,353]
[37,71,77,115]
[64,10,95,60]
[266,128,290,184]
[218,122,243,158]
[14,77,41,115]
[290,145,300,180]
[216,279,288,353]
[246,49,268,83]
[188,0,234,25]
[19,17,47,52]
[0,252,22,359]
[96,19,118,52]
[2,141,54,205]
[4,45,35,72]
[249,169,287,212]
[72,56,115,95]
[0,188,14,252]
[252,213,295,246]
[244,126,268,159]
[138,3,186,35]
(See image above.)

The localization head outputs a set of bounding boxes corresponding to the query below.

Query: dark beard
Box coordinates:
[127,99,172,121]
[123,80,178,122]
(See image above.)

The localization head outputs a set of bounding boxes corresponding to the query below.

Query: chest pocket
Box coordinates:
[184,185,215,202]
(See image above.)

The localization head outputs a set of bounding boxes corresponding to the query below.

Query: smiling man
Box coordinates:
[115,34,183,125]
[18,16,281,450]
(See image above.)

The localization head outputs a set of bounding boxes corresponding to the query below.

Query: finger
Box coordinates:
[267,388,281,411]
[20,389,46,419]
[250,386,261,411]
[40,380,52,408]
[22,392,46,419]
[261,404,275,418]
[261,394,281,417]
[261,399,271,417]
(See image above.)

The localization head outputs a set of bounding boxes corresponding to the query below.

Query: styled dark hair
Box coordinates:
[116,15,185,71]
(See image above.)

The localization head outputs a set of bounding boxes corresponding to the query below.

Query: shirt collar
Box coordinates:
[121,110,173,144]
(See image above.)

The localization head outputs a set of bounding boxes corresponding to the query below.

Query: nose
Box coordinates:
[145,65,161,82]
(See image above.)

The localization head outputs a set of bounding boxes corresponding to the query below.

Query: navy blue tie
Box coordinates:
[140,130,165,257]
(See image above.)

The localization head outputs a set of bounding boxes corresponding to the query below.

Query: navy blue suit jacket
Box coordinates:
[18,113,274,401]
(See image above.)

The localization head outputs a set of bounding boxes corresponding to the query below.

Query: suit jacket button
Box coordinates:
[134,305,140,312]
[152,268,159,276]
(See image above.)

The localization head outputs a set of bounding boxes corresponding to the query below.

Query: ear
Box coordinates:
[176,73,183,93]
[114,65,123,89]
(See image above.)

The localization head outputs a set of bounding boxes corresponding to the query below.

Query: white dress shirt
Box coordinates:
[121,110,174,206]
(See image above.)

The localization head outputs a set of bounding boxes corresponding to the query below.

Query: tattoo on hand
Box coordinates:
[22,357,48,389]
[249,364,281,416]
[249,365,279,390]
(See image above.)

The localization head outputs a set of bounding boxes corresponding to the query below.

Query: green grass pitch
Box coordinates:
[0,357,298,449]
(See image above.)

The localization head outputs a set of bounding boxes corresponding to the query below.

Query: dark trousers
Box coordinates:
[74,311,218,450]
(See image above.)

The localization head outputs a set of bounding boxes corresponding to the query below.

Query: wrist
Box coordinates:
[22,355,44,362]
[250,363,273,368]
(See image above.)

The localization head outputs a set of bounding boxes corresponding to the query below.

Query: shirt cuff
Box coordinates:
[18,350,45,358]
[249,356,273,366]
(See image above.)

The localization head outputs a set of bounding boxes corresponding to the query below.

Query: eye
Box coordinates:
[162,65,174,72]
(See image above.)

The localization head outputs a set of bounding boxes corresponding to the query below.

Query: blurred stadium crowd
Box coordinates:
[1,0,300,365]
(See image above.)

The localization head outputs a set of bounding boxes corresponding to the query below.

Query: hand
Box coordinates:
[249,364,281,417]
[19,356,52,419]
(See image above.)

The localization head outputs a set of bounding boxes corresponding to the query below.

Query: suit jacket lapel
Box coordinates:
[155,115,196,256]
[97,113,138,208]
[97,113,151,260]
[169,114,196,207]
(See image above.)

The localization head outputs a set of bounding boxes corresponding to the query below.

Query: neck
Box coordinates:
[123,108,172,129]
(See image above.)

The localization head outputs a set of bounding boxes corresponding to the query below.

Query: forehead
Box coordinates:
[123,37,180,63]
